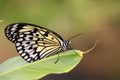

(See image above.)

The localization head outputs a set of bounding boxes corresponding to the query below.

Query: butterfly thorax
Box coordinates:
[61,40,71,51]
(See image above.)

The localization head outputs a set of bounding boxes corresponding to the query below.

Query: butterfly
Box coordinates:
[5,23,81,63]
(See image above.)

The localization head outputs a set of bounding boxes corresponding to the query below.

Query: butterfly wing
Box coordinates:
[5,23,64,62]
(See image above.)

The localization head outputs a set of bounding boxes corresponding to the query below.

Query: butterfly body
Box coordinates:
[5,23,70,62]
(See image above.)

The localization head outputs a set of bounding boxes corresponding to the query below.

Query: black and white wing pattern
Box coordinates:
[5,23,66,62]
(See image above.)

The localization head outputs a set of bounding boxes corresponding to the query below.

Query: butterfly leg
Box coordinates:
[69,44,80,57]
[54,53,60,64]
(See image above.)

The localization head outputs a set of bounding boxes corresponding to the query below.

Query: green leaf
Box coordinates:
[0,50,83,80]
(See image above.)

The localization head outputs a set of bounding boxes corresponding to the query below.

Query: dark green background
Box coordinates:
[0,0,120,80]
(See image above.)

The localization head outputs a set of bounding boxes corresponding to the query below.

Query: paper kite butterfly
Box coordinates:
[5,23,80,63]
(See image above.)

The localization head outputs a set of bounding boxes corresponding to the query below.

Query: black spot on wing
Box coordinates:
[44,31,49,37]
[29,37,33,40]
[33,28,38,33]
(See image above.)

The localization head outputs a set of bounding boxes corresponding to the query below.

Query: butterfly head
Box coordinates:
[61,33,82,51]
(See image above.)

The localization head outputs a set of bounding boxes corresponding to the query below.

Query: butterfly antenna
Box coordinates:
[82,40,99,54]
[68,33,83,40]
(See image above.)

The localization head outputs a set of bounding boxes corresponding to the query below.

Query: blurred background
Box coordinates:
[0,0,120,80]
